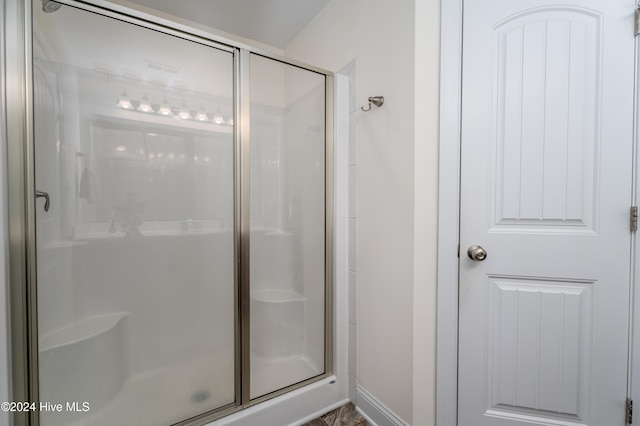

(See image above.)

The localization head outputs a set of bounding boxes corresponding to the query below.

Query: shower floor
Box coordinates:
[250,354,322,399]
[50,353,321,426]
[58,354,235,426]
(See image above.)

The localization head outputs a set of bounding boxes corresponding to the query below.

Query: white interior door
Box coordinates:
[458,1,636,425]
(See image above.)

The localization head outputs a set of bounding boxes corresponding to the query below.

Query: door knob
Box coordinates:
[467,245,487,261]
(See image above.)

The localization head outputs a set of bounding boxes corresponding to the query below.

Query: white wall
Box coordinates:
[285,0,441,424]
[412,1,440,424]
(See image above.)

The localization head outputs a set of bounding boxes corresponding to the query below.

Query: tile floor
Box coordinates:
[302,402,371,426]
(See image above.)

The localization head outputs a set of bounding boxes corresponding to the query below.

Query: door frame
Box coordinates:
[436,0,463,423]
[436,0,640,424]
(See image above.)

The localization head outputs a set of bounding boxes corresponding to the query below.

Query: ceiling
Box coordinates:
[125,0,329,49]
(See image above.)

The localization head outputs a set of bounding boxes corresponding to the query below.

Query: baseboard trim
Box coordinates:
[356,385,409,426]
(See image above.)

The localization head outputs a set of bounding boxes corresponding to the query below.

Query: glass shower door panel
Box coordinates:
[32,3,235,425]
[249,54,326,399]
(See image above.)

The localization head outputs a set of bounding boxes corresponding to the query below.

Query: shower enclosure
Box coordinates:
[9,1,333,425]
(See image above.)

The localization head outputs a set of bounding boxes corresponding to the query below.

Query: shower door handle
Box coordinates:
[35,190,50,212]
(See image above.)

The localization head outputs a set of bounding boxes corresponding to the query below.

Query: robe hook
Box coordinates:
[361,96,384,112]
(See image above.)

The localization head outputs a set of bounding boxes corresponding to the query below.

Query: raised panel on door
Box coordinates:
[458,1,634,425]
[487,277,593,423]
[493,8,599,233]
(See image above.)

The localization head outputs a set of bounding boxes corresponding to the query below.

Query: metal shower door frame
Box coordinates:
[3,1,335,425]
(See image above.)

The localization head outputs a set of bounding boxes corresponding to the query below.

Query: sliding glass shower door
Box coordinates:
[32,3,236,425]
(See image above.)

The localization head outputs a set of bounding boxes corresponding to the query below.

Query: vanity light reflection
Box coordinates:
[115,91,233,126]
[157,98,172,116]
[116,89,133,110]
[136,93,153,113]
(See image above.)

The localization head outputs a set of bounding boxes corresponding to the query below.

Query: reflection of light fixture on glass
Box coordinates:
[194,155,199,161]
[203,156,210,163]
[116,89,133,110]
[137,93,153,113]
[179,153,185,159]
[226,116,234,126]
[177,102,192,120]
[168,153,175,159]
[148,153,156,159]
[157,152,164,158]
[157,98,172,116]
[213,109,224,125]
[195,105,209,122]
[116,145,127,152]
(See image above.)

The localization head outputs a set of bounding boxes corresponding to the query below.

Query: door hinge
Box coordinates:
[635,6,640,36]
[632,206,638,232]
[627,398,633,424]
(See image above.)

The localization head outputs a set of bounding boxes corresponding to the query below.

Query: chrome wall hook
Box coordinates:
[361,96,384,112]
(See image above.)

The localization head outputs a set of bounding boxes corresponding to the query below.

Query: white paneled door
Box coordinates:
[458,1,636,425]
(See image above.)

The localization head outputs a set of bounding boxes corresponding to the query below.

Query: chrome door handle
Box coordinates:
[467,245,487,261]
[35,190,50,212]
